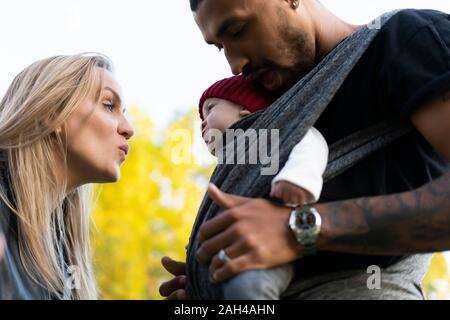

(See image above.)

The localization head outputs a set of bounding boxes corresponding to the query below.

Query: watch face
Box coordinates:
[295,210,316,230]
[290,207,321,250]
[296,217,309,230]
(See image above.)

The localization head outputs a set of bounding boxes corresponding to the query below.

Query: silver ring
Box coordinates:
[218,249,231,263]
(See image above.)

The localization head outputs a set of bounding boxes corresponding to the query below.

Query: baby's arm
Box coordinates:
[270,127,329,206]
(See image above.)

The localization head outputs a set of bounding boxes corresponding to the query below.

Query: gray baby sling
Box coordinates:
[186,11,416,299]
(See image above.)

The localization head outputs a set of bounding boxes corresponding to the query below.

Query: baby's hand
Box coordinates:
[270,181,314,207]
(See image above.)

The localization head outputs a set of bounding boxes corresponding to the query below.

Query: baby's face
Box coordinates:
[201,98,250,152]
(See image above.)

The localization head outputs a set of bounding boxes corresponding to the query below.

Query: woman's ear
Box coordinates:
[51,124,66,143]
[239,109,251,117]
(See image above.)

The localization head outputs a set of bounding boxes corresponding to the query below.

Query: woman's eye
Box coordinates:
[103,103,114,112]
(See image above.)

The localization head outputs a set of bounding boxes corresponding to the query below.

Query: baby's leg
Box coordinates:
[222,264,294,300]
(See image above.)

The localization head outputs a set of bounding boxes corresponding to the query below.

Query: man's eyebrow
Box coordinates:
[206,17,237,44]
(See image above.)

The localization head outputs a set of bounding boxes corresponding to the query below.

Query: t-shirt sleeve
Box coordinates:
[272,127,329,202]
[379,10,450,117]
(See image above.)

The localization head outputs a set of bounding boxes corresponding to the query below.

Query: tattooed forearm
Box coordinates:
[317,171,450,255]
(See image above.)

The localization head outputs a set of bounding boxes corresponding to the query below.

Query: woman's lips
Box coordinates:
[119,149,126,162]
[118,145,129,162]
[119,145,129,155]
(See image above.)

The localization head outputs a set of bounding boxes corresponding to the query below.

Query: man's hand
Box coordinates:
[159,256,188,300]
[196,184,304,283]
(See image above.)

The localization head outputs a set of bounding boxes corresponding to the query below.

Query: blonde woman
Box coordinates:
[0,54,134,299]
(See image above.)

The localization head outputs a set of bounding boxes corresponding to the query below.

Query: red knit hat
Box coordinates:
[199,75,274,120]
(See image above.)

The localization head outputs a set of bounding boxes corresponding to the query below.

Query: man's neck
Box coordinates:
[306,1,361,64]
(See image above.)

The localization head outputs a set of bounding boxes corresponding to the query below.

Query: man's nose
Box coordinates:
[224,47,249,75]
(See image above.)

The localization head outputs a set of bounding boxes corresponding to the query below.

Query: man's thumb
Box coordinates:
[207,183,251,209]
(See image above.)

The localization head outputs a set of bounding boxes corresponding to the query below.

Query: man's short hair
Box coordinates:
[191,0,321,11]
[190,0,202,11]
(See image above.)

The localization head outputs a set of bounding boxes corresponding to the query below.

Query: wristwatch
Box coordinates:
[288,206,322,256]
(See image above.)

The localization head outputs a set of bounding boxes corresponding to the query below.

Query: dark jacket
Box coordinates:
[0,152,51,299]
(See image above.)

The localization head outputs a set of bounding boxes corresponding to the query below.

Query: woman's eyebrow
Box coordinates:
[103,87,122,106]
[103,87,127,113]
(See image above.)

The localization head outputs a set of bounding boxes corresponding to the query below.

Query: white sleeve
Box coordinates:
[272,127,329,202]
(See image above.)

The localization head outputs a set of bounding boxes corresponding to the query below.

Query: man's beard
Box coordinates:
[250,10,316,96]
[273,12,316,94]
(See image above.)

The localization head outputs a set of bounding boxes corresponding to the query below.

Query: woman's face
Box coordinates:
[63,69,134,188]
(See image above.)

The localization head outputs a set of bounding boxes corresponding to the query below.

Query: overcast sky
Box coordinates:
[0,0,449,127]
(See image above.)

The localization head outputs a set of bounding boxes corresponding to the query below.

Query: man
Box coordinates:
[160,0,450,299]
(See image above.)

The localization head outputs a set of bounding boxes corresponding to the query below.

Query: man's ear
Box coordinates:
[285,0,299,9]
[239,109,251,117]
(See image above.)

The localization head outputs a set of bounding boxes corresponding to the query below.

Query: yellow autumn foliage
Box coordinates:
[423,253,450,299]
[91,107,213,299]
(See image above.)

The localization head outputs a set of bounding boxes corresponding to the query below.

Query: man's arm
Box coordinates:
[319,90,450,255]
[197,92,450,282]
[318,170,450,255]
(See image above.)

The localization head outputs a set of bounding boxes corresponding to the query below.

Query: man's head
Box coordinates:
[192,0,318,94]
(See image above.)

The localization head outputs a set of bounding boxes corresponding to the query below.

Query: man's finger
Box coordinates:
[197,226,235,264]
[212,255,254,283]
[166,289,188,300]
[198,210,235,242]
[208,241,245,278]
[161,256,186,276]
[207,184,251,209]
[159,275,187,297]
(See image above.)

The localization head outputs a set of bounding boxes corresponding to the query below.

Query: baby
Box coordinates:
[199,75,329,299]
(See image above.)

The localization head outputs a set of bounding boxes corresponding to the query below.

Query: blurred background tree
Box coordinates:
[423,253,450,299]
[91,107,450,300]
[91,107,213,299]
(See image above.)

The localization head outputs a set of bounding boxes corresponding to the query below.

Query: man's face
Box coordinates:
[194,0,317,94]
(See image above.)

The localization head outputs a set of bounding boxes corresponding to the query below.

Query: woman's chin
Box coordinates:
[98,167,121,184]
[108,170,121,183]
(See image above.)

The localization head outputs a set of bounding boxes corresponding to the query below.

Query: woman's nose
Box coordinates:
[119,117,134,140]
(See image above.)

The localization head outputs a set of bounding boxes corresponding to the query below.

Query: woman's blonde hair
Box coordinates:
[0,53,113,299]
